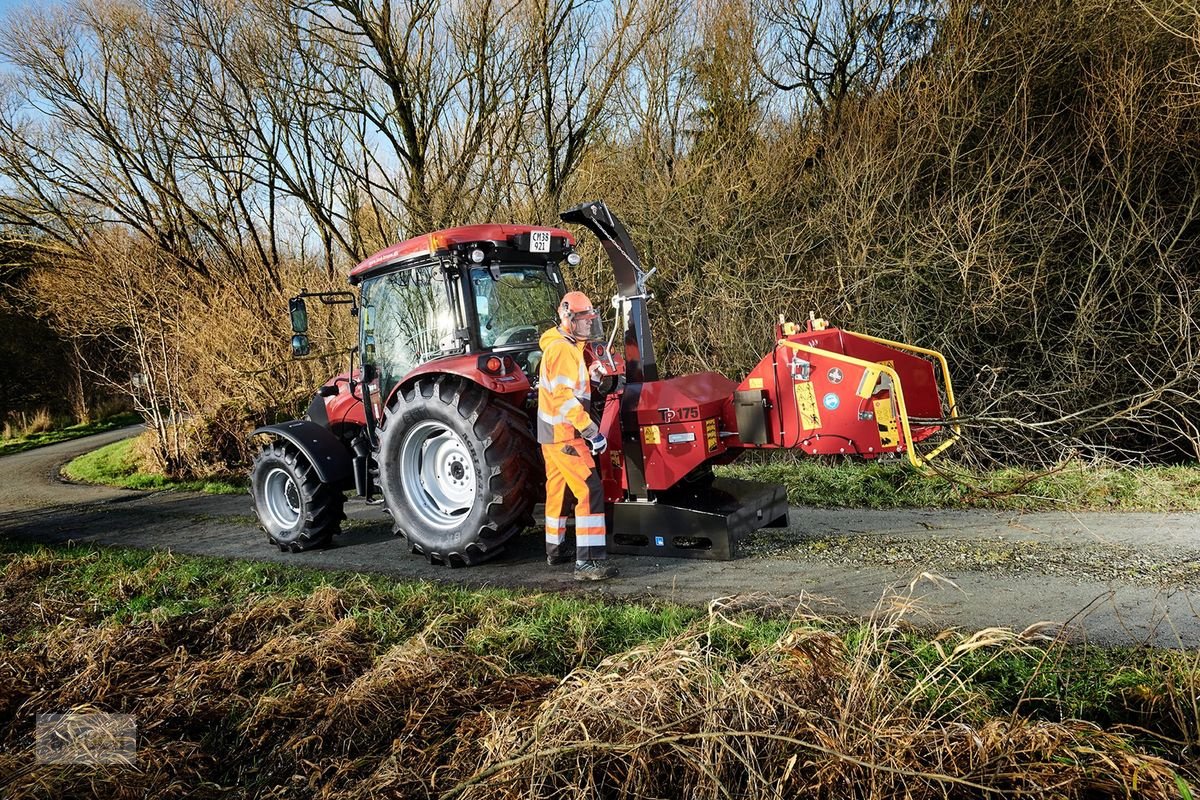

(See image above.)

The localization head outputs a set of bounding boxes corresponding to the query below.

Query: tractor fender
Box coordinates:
[251,420,353,486]
[393,352,532,404]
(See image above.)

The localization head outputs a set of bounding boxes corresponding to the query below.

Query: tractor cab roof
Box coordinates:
[349,224,576,284]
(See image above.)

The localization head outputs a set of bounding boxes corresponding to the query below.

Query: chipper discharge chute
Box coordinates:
[250,200,958,566]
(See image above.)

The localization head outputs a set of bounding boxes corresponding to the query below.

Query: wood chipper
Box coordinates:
[250,201,959,565]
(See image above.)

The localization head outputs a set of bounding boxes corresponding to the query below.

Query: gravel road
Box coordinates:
[2,428,1198,647]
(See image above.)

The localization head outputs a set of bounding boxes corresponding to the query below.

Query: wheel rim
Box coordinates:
[263,466,302,529]
[399,420,477,530]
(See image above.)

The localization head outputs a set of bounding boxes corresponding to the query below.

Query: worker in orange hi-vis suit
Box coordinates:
[537,291,618,581]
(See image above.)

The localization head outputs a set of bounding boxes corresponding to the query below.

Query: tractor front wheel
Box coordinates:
[378,375,537,566]
[250,440,346,551]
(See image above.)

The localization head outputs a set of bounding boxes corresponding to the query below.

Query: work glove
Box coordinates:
[585,431,608,456]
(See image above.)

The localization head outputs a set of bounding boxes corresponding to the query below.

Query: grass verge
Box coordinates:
[62,437,245,495]
[0,412,141,458]
[0,540,1195,798]
[65,436,1200,511]
[718,457,1200,512]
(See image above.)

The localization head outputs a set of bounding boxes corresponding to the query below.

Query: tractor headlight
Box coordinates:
[469,248,486,264]
[566,252,581,266]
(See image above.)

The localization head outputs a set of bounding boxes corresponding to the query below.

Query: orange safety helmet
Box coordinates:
[558,291,604,342]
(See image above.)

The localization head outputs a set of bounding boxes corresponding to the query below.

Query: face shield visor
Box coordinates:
[564,308,605,342]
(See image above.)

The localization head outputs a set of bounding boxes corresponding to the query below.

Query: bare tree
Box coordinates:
[517,0,672,217]
[756,0,940,127]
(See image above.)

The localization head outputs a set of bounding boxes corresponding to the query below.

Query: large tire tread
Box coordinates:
[250,441,346,552]
[380,375,538,567]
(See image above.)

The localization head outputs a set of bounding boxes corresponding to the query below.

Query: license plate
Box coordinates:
[529,230,551,253]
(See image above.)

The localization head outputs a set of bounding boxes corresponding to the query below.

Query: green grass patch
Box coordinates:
[66,437,1200,511]
[718,457,1200,512]
[0,412,141,457]
[0,539,706,674]
[62,437,246,495]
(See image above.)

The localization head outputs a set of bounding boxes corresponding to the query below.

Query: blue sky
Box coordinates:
[0,0,58,20]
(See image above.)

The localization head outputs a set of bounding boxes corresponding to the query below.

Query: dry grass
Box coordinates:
[0,586,558,799]
[0,548,1194,800]
[1,408,53,441]
[445,604,1190,800]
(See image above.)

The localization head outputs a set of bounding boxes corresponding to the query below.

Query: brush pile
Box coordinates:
[0,552,1194,799]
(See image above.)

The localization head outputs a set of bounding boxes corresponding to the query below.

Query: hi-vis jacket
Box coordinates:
[537,326,596,444]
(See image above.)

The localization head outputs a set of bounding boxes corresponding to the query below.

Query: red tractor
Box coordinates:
[250,202,959,565]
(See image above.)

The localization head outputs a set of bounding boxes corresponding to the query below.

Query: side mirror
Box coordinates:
[291,334,311,358]
[289,297,309,333]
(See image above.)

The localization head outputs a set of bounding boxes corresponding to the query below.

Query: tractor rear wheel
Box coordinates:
[378,375,537,566]
[250,440,346,551]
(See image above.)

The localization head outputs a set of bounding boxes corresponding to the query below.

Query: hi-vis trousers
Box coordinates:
[542,440,607,562]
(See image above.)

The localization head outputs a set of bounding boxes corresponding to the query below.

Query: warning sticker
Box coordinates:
[794,382,822,431]
[873,398,899,448]
[643,425,661,445]
[856,366,881,399]
[705,418,719,452]
[748,377,764,390]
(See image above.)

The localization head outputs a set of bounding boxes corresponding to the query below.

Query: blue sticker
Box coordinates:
[822,392,840,411]
[655,536,665,547]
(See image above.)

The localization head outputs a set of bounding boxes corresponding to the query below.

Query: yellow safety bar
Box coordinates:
[843,330,961,436]
[777,337,959,469]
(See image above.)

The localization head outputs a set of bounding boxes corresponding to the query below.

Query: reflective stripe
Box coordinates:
[546,517,567,531]
[561,396,581,414]
[577,532,607,547]
[576,514,605,529]
[546,532,566,545]
[543,374,580,391]
[540,382,588,401]
[538,409,567,425]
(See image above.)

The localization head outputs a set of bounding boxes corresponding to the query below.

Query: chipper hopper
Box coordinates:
[250,201,959,564]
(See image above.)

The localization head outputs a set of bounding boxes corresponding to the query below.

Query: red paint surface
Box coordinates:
[349,224,576,279]
[631,372,737,491]
[731,326,945,458]
[392,353,532,406]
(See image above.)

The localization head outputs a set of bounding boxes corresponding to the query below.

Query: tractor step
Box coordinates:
[606,477,788,560]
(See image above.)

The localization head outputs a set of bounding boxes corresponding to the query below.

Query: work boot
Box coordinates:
[546,549,575,567]
[573,560,619,581]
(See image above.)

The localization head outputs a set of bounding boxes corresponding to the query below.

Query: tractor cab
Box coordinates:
[347,224,576,403]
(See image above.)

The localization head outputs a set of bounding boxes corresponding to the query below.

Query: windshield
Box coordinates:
[471,266,562,348]
[360,265,458,400]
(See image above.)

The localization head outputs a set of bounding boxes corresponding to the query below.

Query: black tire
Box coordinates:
[249,440,346,551]
[377,375,538,566]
